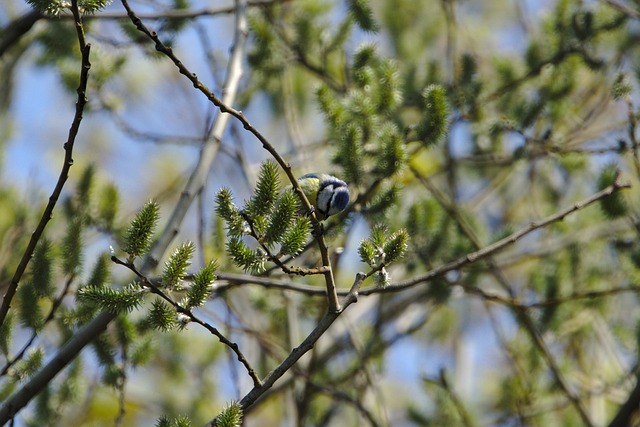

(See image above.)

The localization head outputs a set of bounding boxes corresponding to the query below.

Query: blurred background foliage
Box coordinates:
[2,0,640,426]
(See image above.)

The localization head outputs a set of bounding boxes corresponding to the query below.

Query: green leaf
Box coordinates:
[280,217,311,256]
[597,164,626,218]
[155,415,191,427]
[87,253,111,289]
[0,312,14,355]
[215,188,245,237]
[370,223,388,247]
[612,73,632,100]
[358,239,377,266]
[384,229,409,264]
[15,347,44,380]
[186,260,217,308]
[77,284,143,314]
[162,242,195,289]
[18,283,43,331]
[91,333,116,367]
[62,217,84,276]
[376,123,406,176]
[347,0,379,32]
[376,59,402,112]
[77,164,95,208]
[333,123,365,185]
[147,299,178,331]
[353,44,378,71]
[123,200,160,260]
[215,401,243,427]
[245,161,281,217]
[416,84,450,147]
[80,0,114,13]
[264,190,299,245]
[32,239,54,298]
[227,237,266,273]
[98,183,119,231]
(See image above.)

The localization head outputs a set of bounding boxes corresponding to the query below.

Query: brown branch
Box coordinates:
[608,371,640,427]
[207,272,366,425]
[0,6,91,422]
[110,256,262,387]
[0,2,90,328]
[0,275,75,377]
[600,0,640,19]
[362,174,630,295]
[120,0,341,312]
[69,0,289,21]
[0,9,43,58]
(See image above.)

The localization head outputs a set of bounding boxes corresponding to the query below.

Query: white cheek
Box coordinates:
[316,187,333,215]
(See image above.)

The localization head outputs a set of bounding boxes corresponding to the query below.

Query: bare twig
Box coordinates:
[0,2,90,327]
[73,0,289,21]
[207,273,366,425]
[122,0,249,274]
[0,275,75,377]
[364,174,630,295]
[110,256,262,387]
[422,370,475,427]
[599,0,640,19]
[120,0,341,312]
[0,0,250,421]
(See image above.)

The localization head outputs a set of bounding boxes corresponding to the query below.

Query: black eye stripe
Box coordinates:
[318,180,345,192]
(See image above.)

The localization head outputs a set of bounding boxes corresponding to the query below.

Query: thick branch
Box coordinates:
[0,9,42,58]
[207,273,366,425]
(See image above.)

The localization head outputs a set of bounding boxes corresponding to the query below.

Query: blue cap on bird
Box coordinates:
[297,173,350,220]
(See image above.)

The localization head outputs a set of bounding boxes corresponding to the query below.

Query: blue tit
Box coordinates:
[297,173,350,220]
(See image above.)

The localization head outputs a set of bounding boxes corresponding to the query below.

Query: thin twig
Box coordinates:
[121,0,249,274]
[207,272,366,425]
[599,0,640,19]
[0,275,75,377]
[75,0,290,21]
[115,0,341,313]
[120,0,341,312]
[363,174,630,295]
[0,1,91,417]
[422,370,475,427]
[110,256,262,387]
[0,2,90,327]
[0,0,250,421]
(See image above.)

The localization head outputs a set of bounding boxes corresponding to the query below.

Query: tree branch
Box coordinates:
[0,9,42,58]
[0,0,250,421]
[608,370,640,427]
[0,2,90,327]
[363,174,630,295]
[110,256,262,387]
[207,272,366,425]
[120,0,341,312]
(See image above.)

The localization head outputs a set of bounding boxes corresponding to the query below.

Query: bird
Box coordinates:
[296,173,350,220]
